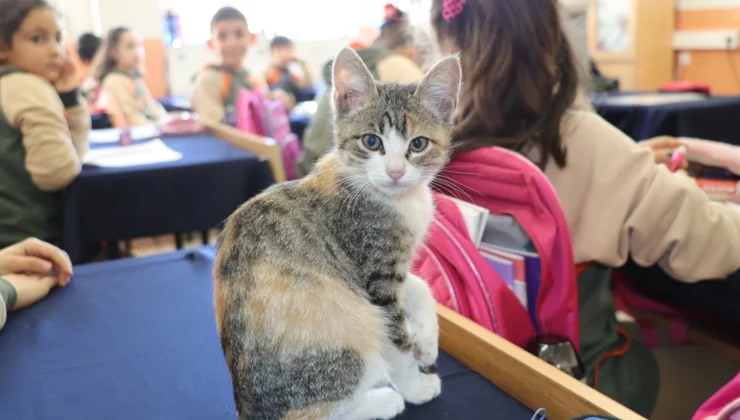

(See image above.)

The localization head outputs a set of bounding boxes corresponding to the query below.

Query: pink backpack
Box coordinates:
[693,375,740,420]
[235,88,301,181]
[413,147,579,349]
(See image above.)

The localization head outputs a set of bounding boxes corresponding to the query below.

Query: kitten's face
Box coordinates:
[331,49,462,198]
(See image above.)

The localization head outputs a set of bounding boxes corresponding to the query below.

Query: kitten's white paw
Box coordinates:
[411,329,439,367]
[341,387,405,420]
[401,373,442,405]
[372,388,406,419]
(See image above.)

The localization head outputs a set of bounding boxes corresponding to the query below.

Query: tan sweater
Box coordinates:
[1,72,90,191]
[101,73,167,127]
[550,110,740,282]
[191,67,266,126]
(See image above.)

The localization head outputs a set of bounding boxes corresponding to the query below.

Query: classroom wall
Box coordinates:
[59,0,430,98]
[675,2,740,94]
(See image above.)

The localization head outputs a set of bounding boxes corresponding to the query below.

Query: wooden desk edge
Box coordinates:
[437,305,646,420]
[205,122,287,184]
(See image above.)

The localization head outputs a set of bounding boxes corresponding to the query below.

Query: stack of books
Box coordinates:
[446,197,540,320]
[688,162,740,203]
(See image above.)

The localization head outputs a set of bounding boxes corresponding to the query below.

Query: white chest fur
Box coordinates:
[390,186,434,250]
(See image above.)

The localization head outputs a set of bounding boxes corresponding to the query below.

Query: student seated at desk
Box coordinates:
[262,36,313,107]
[77,32,104,105]
[0,238,72,330]
[76,32,101,83]
[430,0,740,416]
[0,0,90,250]
[191,7,279,126]
[98,26,167,127]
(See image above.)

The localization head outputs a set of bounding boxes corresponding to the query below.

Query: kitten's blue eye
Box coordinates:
[362,134,383,151]
[409,137,429,153]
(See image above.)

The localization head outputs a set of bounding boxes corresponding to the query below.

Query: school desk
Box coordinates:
[158,96,313,141]
[61,134,273,263]
[0,247,643,420]
[592,93,740,144]
[159,95,193,113]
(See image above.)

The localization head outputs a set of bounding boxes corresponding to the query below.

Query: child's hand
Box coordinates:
[271,89,296,110]
[0,238,73,286]
[54,57,79,93]
[2,273,64,310]
[641,136,688,169]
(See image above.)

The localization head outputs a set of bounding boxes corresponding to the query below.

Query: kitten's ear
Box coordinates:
[332,47,378,119]
[414,54,462,124]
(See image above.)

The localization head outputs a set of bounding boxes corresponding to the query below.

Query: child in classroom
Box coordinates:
[98,26,167,127]
[430,0,740,416]
[77,32,104,104]
[76,32,101,82]
[262,36,314,106]
[191,7,277,125]
[0,0,90,250]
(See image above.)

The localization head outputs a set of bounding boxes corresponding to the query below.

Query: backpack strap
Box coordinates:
[221,71,232,102]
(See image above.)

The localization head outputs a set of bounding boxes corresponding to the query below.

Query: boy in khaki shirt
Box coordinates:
[191,7,281,125]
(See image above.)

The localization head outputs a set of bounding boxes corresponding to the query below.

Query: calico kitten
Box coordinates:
[214,48,462,420]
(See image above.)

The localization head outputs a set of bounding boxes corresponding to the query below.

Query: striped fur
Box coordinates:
[214,49,461,420]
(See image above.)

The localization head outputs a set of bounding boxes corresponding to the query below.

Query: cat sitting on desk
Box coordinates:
[213,48,462,420]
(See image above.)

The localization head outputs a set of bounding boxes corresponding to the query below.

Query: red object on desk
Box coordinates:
[659,81,710,95]
[161,114,201,135]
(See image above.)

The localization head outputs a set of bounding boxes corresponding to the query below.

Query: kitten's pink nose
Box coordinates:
[387,169,405,183]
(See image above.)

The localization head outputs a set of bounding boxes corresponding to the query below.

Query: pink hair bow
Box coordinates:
[442,0,467,22]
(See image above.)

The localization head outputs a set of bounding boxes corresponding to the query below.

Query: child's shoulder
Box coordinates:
[101,71,132,86]
[0,71,60,105]
[0,70,55,91]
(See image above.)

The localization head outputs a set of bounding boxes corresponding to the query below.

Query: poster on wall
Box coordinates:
[596,0,631,52]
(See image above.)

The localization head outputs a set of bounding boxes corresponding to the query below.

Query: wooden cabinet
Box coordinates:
[588,0,675,90]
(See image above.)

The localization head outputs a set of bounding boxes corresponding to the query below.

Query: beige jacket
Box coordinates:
[101,73,167,127]
[191,67,266,126]
[549,110,740,282]
[1,72,90,191]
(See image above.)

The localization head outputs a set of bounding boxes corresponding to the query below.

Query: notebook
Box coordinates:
[445,195,542,327]
[479,249,514,290]
[480,243,541,328]
[480,246,528,309]
[446,196,489,247]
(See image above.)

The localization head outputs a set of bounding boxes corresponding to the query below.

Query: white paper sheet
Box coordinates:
[83,139,182,167]
[88,125,161,144]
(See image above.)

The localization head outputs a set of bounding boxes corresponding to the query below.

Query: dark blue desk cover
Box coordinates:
[0,248,533,420]
[62,135,273,263]
[592,93,740,144]
[90,113,111,130]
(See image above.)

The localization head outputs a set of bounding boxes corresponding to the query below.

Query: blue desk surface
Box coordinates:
[592,93,740,143]
[62,135,273,263]
[0,248,533,419]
